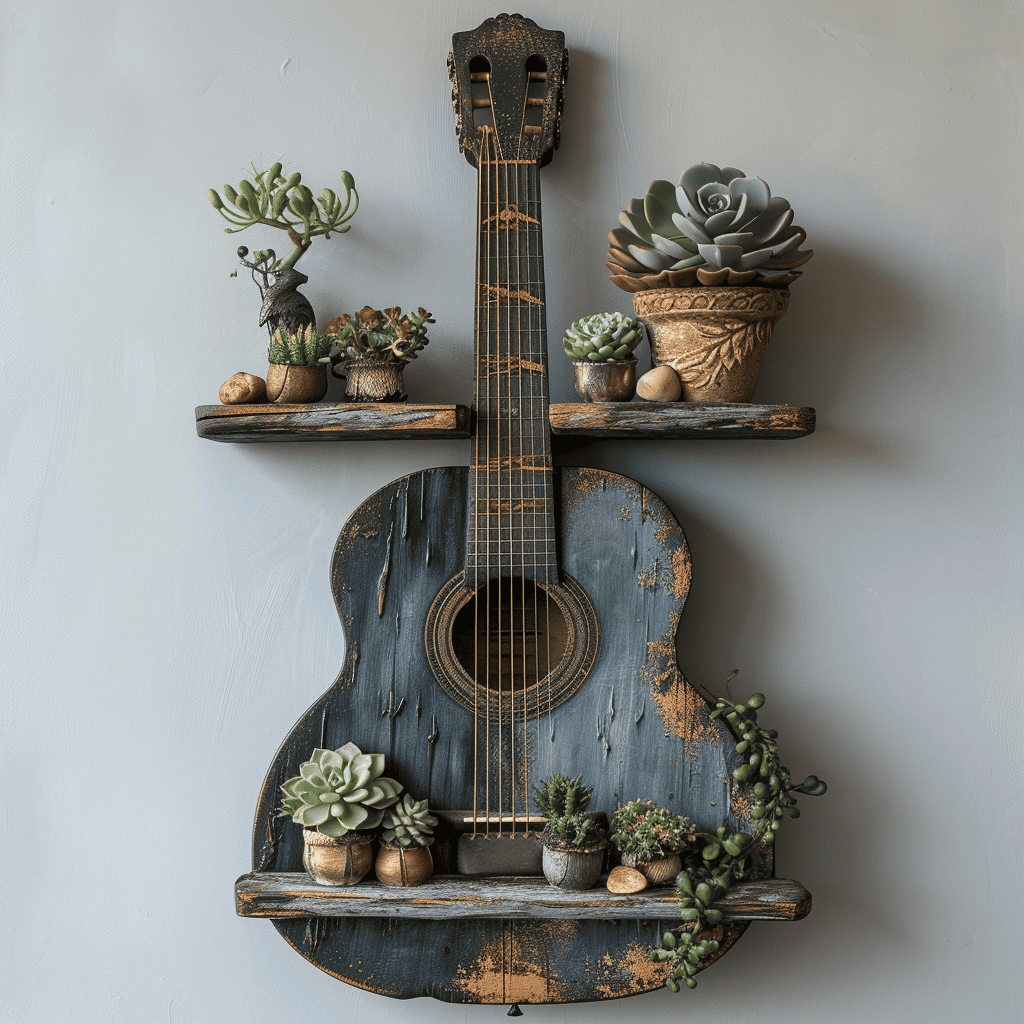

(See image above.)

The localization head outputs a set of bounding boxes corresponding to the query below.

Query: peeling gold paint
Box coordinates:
[637,560,660,590]
[642,612,711,747]
[483,283,543,305]
[592,940,671,998]
[452,923,573,1004]
[482,204,540,229]
[618,506,631,522]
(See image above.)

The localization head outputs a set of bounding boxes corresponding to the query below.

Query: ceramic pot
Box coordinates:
[301,830,373,886]
[619,851,682,885]
[265,363,328,404]
[633,286,789,403]
[374,844,434,886]
[571,358,636,402]
[336,360,407,402]
[542,844,607,890]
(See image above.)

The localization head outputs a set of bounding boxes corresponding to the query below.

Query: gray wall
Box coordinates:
[2,1,1021,1020]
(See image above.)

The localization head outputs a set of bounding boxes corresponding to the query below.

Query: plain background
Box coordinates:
[2,1,1021,1021]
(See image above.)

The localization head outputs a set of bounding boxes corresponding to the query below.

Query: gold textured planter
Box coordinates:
[633,286,789,403]
[619,851,682,885]
[302,830,373,886]
[341,360,407,402]
[265,363,328,404]
[571,358,636,402]
[374,844,434,887]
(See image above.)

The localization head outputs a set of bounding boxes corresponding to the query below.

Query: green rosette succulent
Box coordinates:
[380,793,437,848]
[562,313,643,362]
[279,743,402,839]
[607,162,813,292]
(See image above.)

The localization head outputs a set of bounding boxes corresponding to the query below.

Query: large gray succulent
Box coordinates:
[607,163,813,292]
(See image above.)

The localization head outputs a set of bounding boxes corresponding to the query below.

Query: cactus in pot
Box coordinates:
[376,793,438,887]
[534,774,608,890]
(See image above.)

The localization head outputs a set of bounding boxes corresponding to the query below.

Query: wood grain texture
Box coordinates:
[236,873,811,922]
[194,403,471,442]
[549,402,815,439]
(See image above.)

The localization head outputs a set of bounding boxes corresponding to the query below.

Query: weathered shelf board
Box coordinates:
[195,403,472,442]
[235,874,810,923]
[549,402,815,440]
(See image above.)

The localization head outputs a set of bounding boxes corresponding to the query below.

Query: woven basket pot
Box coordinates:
[342,360,407,402]
[302,830,373,886]
[265,363,328,404]
[633,286,789,403]
[619,851,682,885]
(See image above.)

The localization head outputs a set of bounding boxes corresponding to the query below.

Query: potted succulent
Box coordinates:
[208,162,359,337]
[265,325,333,403]
[606,163,813,403]
[324,306,433,402]
[561,312,644,402]
[609,800,696,885]
[278,743,402,886]
[375,793,438,887]
[534,774,608,890]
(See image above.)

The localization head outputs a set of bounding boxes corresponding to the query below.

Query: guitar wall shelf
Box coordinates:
[195,401,815,443]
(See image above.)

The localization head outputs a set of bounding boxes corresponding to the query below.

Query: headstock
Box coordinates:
[449,14,567,168]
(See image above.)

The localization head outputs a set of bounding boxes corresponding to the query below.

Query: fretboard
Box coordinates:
[466,136,556,587]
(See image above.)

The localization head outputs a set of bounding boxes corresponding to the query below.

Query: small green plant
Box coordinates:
[278,743,402,840]
[562,312,643,363]
[534,774,607,852]
[610,800,696,860]
[267,324,333,366]
[651,674,827,992]
[327,306,433,364]
[381,794,438,849]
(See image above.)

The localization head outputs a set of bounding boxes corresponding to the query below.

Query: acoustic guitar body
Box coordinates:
[251,465,757,1002]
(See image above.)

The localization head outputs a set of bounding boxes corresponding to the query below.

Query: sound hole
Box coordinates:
[451,576,569,692]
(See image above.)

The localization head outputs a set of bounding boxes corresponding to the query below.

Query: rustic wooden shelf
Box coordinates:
[235,873,810,923]
[548,402,815,440]
[196,402,814,443]
[195,402,472,442]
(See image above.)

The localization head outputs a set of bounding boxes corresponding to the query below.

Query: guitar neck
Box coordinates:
[466,141,556,588]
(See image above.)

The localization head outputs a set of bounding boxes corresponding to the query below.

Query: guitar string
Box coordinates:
[471,121,484,838]
[480,125,493,836]
[503,138,515,835]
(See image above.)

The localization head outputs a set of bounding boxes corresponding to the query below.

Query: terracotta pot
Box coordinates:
[633,286,789,403]
[374,844,434,886]
[301,830,373,886]
[571,358,636,402]
[619,851,682,885]
[542,844,607,890]
[265,363,328,404]
[337,360,407,402]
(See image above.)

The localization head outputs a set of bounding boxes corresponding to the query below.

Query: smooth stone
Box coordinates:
[220,372,267,405]
[636,364,682,402]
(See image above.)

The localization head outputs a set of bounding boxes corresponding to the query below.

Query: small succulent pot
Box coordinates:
[374,844,434,887]
[337,360,407,402]
[302,830,374,886]
[619,851,682,886]
[542,843,607,890]
[265,363,329,404]
[572,358,637,402]
[633,286,790,403]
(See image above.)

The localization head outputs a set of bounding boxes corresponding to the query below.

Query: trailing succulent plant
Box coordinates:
[607,162,813,292]
[610,800,696,860]
[651,673,827,992]
[710,675,828,845]
[562,312,644,363]
[209,163,359,277]
[267,324,333,367]
[279,743,402,840]
[534,774,607,852]
[380,793,438,849]
[325,306,434,364]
